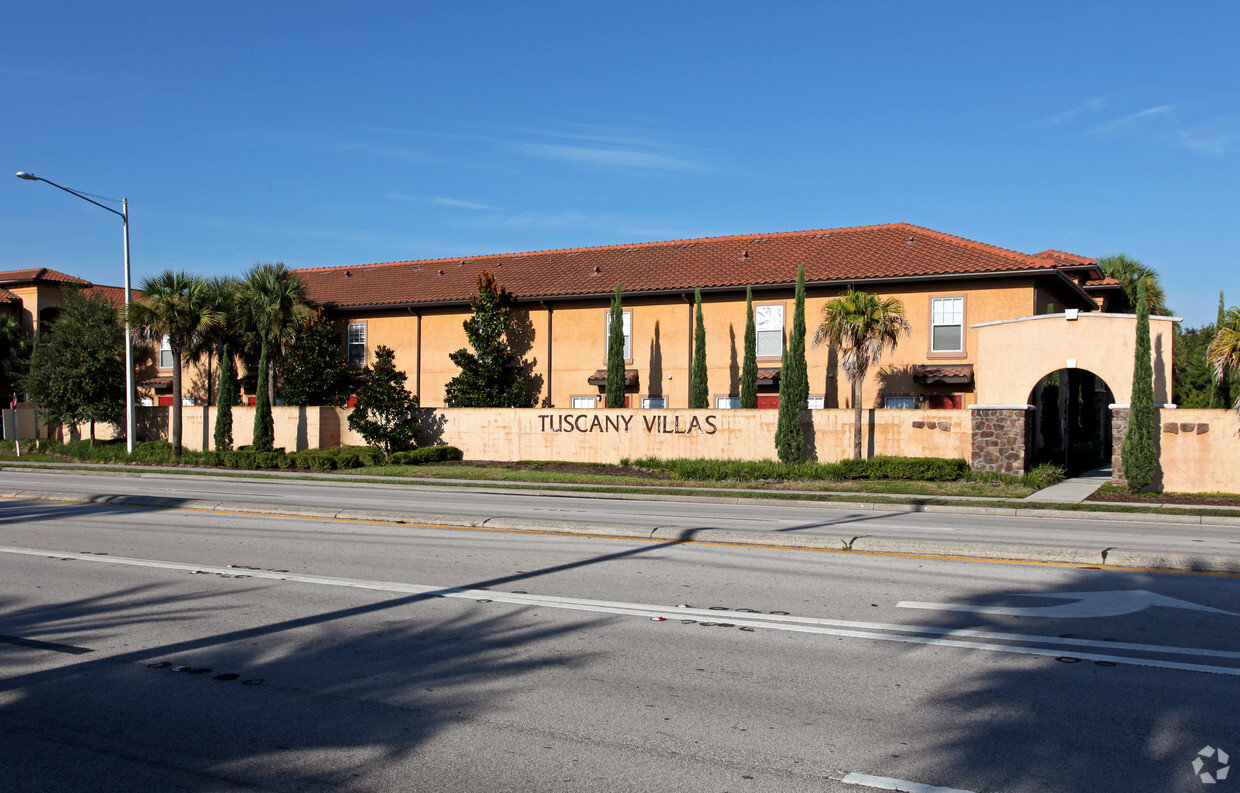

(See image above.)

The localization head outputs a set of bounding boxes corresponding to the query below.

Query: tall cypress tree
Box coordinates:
[741,286,757,409]
[1121,279,1158,492]
[690,288,708,408]
[214,341,237,452]
[775,266,809,462]
[605,283,626,408]
[1209,291,1231,409]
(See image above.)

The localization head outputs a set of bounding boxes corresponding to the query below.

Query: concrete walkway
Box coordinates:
[1022,466,1113,504]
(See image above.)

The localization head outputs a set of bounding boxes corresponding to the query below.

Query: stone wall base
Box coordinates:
[971,408,1030,475]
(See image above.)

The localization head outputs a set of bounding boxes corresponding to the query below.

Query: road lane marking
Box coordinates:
[842,772,977,793]
[3,545,1239,676]
[4,494,1240,579]
[899,590,1238,619]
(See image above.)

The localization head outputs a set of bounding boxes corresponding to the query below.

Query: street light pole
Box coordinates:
[15,171,137,454]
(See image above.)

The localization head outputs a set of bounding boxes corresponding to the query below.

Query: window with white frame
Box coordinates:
[347,322,367,366]
[603,310,631,359]
[159,336,174,369]
[806,396,825,410]
[755,304,784,357]
[884,396,916,409]
[571,396,596,409]
[716,396,742,409]
[641,396,667,409]
[931,297,964,353]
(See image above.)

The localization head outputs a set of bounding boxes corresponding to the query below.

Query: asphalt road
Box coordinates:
[2,468,1239,562]
[1,496,1237,792]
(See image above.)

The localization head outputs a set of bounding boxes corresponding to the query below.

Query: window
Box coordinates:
[806,396,825,410]
[755,304,784,357]
[347,322,366,366]
[716,396,742,409]
[641,396,666,409]
[884,396,916,409]
[159,336,174,369]
[571,396,596,409]
[603,310,631,360]
[931,297,964,353]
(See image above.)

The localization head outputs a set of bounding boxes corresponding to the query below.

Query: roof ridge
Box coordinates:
[290,223,924,273]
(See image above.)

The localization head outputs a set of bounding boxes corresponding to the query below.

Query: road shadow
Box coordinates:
[860,566,1240,792]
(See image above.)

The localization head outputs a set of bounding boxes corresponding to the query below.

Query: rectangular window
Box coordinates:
[716,396,742,409]
[571,396,596,409]
[884,396,916,409]
[931,297,964,353]
[347,322,366,366]
[159,336,174,369]
[755,304,784,357]
[641,396,666,409]
[806,396,825,410]
[603,310,631,360]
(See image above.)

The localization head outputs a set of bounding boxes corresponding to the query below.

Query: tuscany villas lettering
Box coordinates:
[538,414,719,435]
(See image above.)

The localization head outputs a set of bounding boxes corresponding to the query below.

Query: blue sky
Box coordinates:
[3,1,1237,326]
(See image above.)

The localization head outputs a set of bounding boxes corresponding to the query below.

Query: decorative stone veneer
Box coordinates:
[1110,407,1129,486]
[970,408,1029,474]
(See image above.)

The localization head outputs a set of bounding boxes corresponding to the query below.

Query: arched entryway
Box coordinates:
[1027,368,1115,475]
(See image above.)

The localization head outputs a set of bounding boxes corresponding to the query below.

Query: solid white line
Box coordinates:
[4,545,1239,676]
[842,772,977,793]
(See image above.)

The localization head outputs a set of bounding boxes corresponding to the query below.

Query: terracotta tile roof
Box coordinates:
[756,367,781,380]
[1033,249,1097,267]
[914,364,974,384]
[1084,277,1122,287]
[587,369,639,387]
[0,287,20,304]
[142,377,173,388]
[295,223,1085,310]
[84,284,141,309]
[0,268,91,286]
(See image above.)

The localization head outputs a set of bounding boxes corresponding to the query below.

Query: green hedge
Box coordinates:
[631,455,971,482]
[387,445,464,465]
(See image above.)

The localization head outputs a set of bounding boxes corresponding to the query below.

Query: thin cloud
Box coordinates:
[1091,105,1176,136]
[517,142,700,171]
[432,196,497,210]
[1031,97,1107,129]
[384,193,498,210]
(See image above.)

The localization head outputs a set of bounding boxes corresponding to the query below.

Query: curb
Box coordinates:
[3,489,1238,575]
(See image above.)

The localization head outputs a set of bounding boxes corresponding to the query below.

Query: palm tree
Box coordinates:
[813,288,910,459]
[242,262,311,451]
[187,276,246,451]
[1097,253,1170,316]
[127,271,218,459]
[1208,305,1240,414]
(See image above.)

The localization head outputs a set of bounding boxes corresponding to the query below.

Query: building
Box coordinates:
[294,222,1130,413]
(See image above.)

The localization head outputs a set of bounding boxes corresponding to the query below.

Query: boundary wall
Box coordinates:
[126,405,971,464]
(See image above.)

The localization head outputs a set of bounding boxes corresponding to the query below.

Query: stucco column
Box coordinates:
[970,404,1032,475]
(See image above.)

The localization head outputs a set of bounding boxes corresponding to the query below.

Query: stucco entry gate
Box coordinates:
[968,312,1177,475]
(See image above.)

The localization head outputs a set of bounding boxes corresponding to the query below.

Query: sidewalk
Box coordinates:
[1021,466,1113,504]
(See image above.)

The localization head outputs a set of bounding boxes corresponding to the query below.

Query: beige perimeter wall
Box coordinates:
[1154,408,1240,494]
[133,405,970,463]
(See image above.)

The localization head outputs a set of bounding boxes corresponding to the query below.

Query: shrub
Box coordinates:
[631,455,970,483]
[1022,462,1066,490]
[387,445,464,465]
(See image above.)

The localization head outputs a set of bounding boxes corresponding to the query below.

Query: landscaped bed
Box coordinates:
[1087,483,1240,507]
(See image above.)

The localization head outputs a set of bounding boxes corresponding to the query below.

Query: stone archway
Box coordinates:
[972,312,1176,405]
[968,311,1177,476]
[1027,367,1115,475]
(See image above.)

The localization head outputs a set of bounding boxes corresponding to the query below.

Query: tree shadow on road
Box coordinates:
[856,564,1240,793]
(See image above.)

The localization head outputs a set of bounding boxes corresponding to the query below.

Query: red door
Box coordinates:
[157,396,174,407]
[756,395,780,409]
